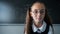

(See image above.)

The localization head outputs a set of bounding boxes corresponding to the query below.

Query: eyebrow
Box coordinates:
[34,9,45,11]
[40,9,45,10]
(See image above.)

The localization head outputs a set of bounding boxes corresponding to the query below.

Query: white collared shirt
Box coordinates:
[32,21,53,34]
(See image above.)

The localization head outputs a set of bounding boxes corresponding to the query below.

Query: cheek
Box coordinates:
[41,14,45,19]
[31,14,37,19]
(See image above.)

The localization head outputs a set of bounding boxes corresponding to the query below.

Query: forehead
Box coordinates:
[31,2,45,10]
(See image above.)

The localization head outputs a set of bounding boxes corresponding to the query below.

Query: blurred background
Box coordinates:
[0,0,60,34]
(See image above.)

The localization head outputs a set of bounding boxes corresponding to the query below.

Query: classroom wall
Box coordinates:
[0,24,60,34]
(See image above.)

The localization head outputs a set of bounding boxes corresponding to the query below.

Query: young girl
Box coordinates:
[24,1,54,34]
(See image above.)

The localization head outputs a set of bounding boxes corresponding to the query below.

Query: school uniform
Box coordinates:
[30,21,53,34]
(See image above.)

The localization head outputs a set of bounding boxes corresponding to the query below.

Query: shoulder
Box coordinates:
[48,25,54,34]
[49,26,53,32]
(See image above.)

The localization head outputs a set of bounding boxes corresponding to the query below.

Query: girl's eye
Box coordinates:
[34,10,38,13]
[40,10,45,14]
[32,10,38,14]
[32,9,45,14]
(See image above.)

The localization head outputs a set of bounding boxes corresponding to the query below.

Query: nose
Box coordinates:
[38,12,41,17]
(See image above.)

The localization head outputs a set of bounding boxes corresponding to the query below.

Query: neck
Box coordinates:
[34,21,43,28]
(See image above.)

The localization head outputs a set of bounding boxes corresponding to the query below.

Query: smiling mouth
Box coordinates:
[37,18,41,20]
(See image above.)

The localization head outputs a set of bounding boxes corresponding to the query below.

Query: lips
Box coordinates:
[37,18,41,20]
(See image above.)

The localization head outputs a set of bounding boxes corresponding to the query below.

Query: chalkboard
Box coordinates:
[0,0,60,24]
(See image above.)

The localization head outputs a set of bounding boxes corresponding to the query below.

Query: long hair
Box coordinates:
[24,1,54,34]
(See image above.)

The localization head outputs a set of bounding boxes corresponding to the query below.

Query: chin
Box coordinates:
[37,20,42,22]
[36,20,40,22]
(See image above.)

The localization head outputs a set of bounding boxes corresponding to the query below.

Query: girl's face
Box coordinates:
[30,2,45,23]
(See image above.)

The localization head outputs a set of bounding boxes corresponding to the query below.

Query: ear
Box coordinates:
[30,11,32,17]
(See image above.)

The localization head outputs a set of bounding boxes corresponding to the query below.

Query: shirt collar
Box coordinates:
[32,21,47,32]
